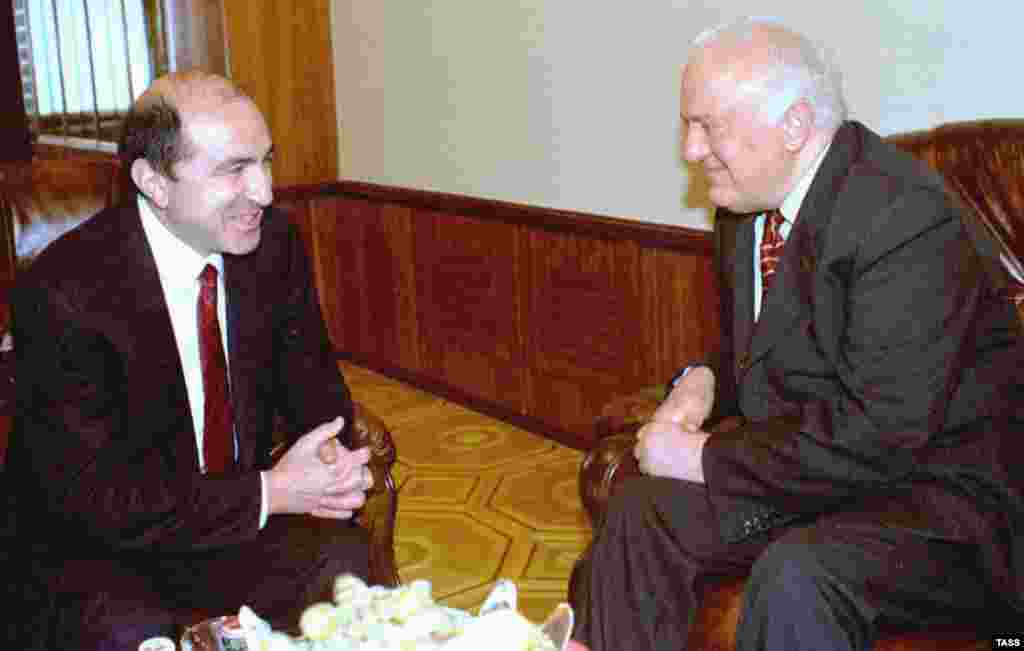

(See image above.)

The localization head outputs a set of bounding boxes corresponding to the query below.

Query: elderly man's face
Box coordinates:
[160,95,274,257]
[679,54,793,214]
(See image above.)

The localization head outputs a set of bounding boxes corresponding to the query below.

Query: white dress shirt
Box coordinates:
[669,142,836,390]
[752,142,831,319]
[138,196,269,526]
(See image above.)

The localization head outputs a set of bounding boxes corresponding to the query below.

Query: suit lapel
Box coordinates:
[97,204,198,470]
[731,217,756,363]
[744,122,862,369]
[223,253,261,470]
[748,225,804,363]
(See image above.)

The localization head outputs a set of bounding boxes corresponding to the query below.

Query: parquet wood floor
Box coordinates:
[341,362,593,624]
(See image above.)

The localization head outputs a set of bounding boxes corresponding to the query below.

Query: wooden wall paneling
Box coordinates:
[522,229,646,438]
[162,0,229,76]
[296,195,347,347]
[292,181,718,449]
[413,209,527,411]
[363,202,420,371]
[314,197,419,371]
[640,246,721,389]
[223,0,339,186]
[273,195,330,338]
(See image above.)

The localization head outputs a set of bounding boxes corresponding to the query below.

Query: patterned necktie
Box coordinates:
[198,264,234,474]
[759,209,786,311]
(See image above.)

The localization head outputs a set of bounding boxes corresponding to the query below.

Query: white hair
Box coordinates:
[692,16,847,132]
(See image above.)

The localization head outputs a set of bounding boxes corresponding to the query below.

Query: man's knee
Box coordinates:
[39,559,176,651]
[77,597,176,651]
[313,518,371,581]
[738,534,870,650]
[745,535,832,606]
[604,475,694,523]
[605,476,656,516]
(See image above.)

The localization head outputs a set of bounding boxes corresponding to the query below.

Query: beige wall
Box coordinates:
[332,2,1024,230]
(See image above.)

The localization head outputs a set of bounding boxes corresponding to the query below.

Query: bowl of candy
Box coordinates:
[180,575,573,651]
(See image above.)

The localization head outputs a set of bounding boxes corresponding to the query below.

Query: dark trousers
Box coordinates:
[10,515,369,651]
[571,476,1004,651]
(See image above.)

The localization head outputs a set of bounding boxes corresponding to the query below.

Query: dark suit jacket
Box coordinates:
[7,201,354,557]
[700,121,1024,607]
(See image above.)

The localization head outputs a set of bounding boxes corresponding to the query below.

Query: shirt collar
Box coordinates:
[138,195,224,286]
[778,139,832,224]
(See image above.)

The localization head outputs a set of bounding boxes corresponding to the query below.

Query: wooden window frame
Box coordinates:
[3,0,228,157]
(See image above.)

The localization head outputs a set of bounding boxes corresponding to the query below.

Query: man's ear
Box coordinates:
[781,100,814,151]
[130,158,169,209]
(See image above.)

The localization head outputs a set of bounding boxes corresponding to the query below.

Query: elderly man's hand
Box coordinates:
[634,419,709,483]
[651,365,715,431]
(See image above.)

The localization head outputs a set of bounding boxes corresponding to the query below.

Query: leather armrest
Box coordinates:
[579,415,745,530]
[264,401,400,587]
[584,384,663,529]
[349,401,400,587]
[578,433,640,529]
[593,385,665,438]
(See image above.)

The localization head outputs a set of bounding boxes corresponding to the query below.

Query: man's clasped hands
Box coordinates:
[265,416,375,520]
[634,366,715,484]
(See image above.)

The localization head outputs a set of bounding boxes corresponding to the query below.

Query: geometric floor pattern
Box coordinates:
[340,362,594,624]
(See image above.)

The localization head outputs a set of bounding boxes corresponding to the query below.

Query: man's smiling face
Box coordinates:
[155,92,274,257]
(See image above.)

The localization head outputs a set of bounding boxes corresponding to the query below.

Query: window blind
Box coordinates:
[12,0,154,143]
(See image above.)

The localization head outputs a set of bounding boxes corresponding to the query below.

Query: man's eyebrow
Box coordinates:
[220,146,275,168]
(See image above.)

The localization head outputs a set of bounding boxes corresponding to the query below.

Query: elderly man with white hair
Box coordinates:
[570,16,1024,651]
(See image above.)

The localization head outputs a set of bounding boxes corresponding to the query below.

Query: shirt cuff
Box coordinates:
[666,365,694,398]
[258,471,269,529]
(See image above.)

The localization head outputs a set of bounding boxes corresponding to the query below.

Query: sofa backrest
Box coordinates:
[886,118,1024,320]
[0,155,124,268]
[0,154,123,466]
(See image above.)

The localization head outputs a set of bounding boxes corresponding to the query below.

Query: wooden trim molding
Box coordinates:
[281,181,721,450]
[278,181,715,254]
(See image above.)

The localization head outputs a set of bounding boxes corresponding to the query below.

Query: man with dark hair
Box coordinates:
[571,17,1023,651]
[6,71,374,650]
[119,93,192,180]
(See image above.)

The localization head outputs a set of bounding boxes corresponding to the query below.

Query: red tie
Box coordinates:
[198,264,234,474]
[759,209,786,310]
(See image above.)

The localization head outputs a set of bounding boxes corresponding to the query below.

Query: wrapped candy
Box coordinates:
[235,576,570,651]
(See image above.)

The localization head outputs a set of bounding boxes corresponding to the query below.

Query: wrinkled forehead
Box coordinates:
[680,42,762,119]
[681,60,739,119]
[180,99,271,169]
